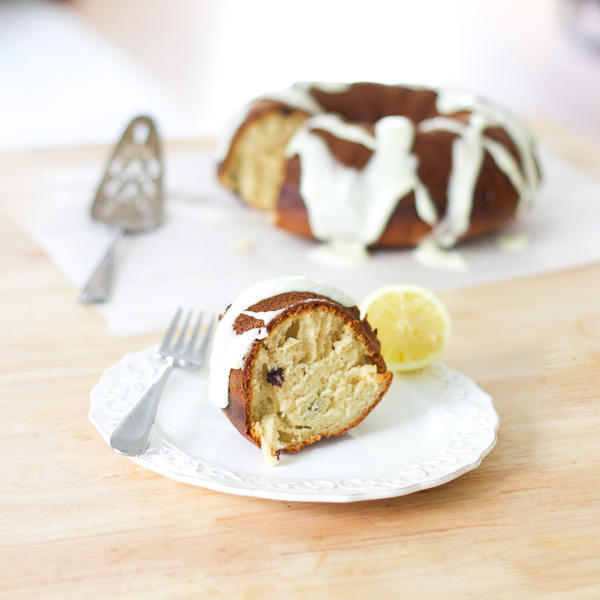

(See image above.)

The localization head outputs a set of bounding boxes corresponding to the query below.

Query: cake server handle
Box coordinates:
[79,229,125,304]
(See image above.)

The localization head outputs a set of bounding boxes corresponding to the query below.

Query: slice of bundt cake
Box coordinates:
[209,277,393,464]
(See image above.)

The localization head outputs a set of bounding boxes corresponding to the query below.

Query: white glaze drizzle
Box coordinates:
[220,82,540,260]
[208,277,355,409]
[412,238,468,271]
[496,231,530,252]
[287,114,429,246]
[435,87,540,210]
[414,182,439,226]
[306,81,353,94]
[433,113,487,247]
[306,113,376,149]
[306,240,370,267]
[418,116,526,195]
[418,89,540,247]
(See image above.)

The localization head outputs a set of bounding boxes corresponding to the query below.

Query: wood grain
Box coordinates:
[1,122,599,599]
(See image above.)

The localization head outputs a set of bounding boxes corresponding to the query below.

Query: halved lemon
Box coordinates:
[360,284,451,372]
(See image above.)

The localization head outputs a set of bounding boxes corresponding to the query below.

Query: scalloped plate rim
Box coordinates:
[89,346,499,503]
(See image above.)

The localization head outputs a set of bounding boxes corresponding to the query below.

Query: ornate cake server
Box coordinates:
[80,115,164,303]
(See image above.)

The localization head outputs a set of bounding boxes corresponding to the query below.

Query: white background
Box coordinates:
[1,0,599,150]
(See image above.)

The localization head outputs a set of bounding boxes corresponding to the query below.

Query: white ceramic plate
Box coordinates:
[90,345,499,503]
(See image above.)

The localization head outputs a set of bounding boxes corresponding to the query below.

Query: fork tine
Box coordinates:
[195,314,216,362]
[172,308,193,353]
[158,307,182,355]
[185,310,204,354]
[112,307,212,457]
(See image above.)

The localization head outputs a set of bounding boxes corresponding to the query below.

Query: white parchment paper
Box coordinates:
[30,146,600,336]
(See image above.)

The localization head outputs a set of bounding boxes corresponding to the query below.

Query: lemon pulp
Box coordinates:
[360,284,451,372]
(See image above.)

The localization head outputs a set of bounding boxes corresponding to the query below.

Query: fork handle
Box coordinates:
[109,359,175,456]
[80,229,125,304]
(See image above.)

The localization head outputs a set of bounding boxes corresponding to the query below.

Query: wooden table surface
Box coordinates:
[1,120,599,599]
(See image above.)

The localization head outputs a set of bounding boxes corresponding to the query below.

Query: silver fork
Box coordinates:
[110,308,215,456]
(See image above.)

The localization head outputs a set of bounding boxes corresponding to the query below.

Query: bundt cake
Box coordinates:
[208,276,393,464]
[217,82,541,253]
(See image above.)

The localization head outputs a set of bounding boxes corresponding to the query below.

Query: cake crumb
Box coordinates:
[229,238,254,252]
[496,232,529,253]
